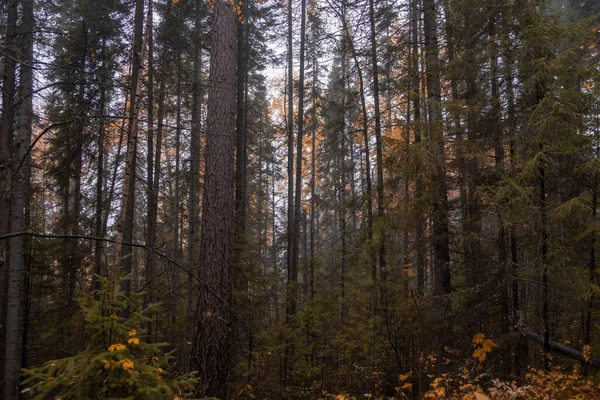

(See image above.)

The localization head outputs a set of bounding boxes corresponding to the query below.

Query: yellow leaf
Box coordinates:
[108,343,126,352]
[120,359,135,370]
[128,337,140,345]
[472,333,485,345]
[128,329,137,337]
[474,392,490,400]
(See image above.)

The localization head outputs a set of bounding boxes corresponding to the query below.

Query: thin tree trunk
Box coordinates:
[284,0,296,386]
[412,0,426,291]
[186,0,203,363]
[170,60,183,343]
[584,177,597,375]
[235,2,248,250]
[113,0,146,299]
[344,10,375,289]
[423,0,451,299]
[145,3,169,314]
[144,0,155,307]
[293,0,306,312]
[368,0,386,291]
[93,39,108,294]
[490,19,511,373]
[540,144,549,369]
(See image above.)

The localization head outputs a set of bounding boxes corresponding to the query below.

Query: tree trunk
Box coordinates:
[343,7,375,290]
[93,39,108,294]
[423,0,450,300]
[368,0,386,291]
[293,0,306,312]
[0,2,18,388]
[284,0,296,386]
[584,177,597,375]
[145,1,169,313]
[189,1,237,396]
[144,0,155,306]
[410,0,426,291]
[113,0,145,299]
[186,0,203,362]
[4,0,34,396]
[235,2,248,251]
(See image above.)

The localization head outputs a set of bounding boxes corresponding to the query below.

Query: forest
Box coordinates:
[1,0,600,398]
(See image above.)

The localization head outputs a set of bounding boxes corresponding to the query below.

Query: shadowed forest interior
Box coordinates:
[1,0,600,398]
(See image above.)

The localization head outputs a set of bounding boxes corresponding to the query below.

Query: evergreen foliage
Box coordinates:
[22,278,198,399]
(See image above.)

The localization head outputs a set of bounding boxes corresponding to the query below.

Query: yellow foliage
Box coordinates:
[471,333,497,363]
[128,329,137,337]
[120,358,135,370]
[583,345,591,363]
[108,343,126,352]
[127,337,140,345]
[424,364,600,399]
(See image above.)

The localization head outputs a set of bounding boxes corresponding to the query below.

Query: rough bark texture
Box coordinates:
[190,0,237,397]
[0,0,18,391]
[4,0,34,396]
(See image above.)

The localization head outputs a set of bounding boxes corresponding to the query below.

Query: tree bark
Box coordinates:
[4,0,34,396]
[411,0,426,291]
[284,0,296,386]
[0,2,18,389]
[144,0,155,306]
[113,0,145,299]
[423,0,451,299]
[189,0,237,396]
[186,0,203,361]
[368,0,386,290]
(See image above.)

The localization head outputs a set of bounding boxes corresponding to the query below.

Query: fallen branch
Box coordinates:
[523,331,600,369]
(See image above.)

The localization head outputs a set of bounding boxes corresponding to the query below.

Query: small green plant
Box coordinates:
[22,277,198,400]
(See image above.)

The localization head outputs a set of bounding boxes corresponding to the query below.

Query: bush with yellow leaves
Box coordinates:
[416,333,600,400]
[22,277,198,400]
